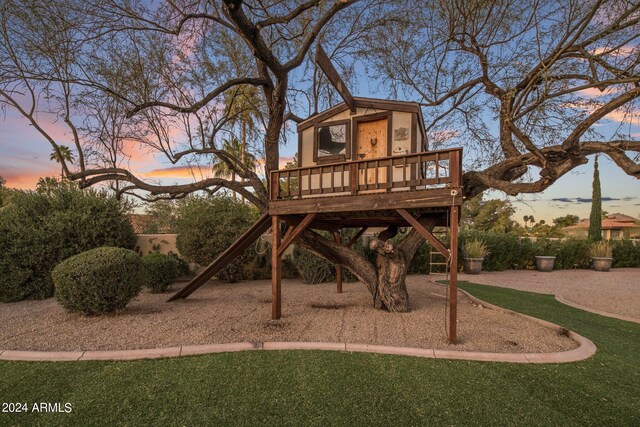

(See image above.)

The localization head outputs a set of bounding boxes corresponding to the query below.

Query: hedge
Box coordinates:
[458,231,639,271]
[0,186,136,302]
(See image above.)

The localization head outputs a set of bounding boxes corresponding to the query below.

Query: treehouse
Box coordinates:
[169,46,464,343]
[294,97,428,197]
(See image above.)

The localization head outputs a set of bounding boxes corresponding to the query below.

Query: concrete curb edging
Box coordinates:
[455,287,597,363]
[554,295,640,324]
[0,290,596,364]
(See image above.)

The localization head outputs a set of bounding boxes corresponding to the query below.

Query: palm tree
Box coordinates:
[36,177,59,195]
[224,85,262,203]
[49,145,74,181]
[211,138,257,200]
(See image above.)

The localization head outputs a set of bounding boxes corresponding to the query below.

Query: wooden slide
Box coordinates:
[167,213,272,301]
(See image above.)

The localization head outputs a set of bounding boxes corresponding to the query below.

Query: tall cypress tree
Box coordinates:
[588,155,602,241]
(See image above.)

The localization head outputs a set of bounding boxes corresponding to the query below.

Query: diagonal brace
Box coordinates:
[345,227,368,248]
[277,213,316,258]
[396,209,449,258]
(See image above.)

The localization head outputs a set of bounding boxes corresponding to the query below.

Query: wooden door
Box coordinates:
[356,118,387,187]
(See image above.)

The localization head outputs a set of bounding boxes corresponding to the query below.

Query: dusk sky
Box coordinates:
[1,63,639,225]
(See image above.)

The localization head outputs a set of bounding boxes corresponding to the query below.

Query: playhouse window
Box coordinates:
[314,120,350,163]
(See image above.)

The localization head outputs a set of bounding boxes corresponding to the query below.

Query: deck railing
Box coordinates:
[270,148,462,201]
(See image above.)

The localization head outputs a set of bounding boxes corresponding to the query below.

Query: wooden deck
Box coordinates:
[269,148,462,226]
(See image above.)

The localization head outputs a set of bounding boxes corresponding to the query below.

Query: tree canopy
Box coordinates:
[461,194,519,233]
[552,214,580,228]
[0,0,637,203]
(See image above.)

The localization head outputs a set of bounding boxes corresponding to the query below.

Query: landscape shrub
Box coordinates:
[0,186,136,302]
[242,238,272,280]
[292,245,336,284]
[167,252,191,276]
[51,247,142,315]
[456,232,640,271]
[405,240,432,274]
[176,196,257,282]
[239,238,302,280]
[611,240,640,267]
[290,229,381,284]
[459,231,536,271]
[140,253,180,293]
[555,239,590,269]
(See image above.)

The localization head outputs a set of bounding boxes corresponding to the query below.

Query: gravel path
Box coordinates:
[0,277,575,353]
[449,268,640,321]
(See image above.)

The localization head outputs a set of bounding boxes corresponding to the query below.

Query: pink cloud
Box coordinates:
[590,46,635,57]
[1,164,60,190]
[144,164,211,179]
[577,87,608,98]
[561,101,639,124]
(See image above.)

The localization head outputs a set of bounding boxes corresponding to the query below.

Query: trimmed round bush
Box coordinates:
[140,253,180,293]
[0,185,136,302]
[52,247,142,315]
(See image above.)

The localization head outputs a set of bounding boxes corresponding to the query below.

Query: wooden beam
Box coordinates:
[334,231,343,294]
[449,205,459,344]
[282,216,340,233]
[276,213,317,258]
[396,209,449,258]
[346,227,368,247]
[315,45,355,113]
[269,187,463,216]
[281,224,293,246]
[272,215,282,320]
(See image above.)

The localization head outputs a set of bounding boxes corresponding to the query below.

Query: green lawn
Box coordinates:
[1,281,639,426]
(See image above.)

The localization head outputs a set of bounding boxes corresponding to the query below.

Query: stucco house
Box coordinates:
[563,213,640,239]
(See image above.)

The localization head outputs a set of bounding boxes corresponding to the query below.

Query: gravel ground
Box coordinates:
[0,277,576,353]
[450,268,640,321]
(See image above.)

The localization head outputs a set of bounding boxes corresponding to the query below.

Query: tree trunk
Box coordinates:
[370,239,410,312]
[241,120,246,204]
[231,171,236,201]
[297,218,434,313]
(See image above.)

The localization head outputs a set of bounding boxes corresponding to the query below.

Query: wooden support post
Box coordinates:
[449,205,459,344]
[272,215,282,320]
[334,231,343,294]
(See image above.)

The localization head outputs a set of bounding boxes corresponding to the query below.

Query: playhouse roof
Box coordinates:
[297,97,425,132]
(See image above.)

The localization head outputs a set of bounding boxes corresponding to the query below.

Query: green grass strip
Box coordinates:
[1,281,639,426]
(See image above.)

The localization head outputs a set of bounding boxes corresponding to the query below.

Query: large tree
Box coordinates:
[462,194,518,233]
[1,0,638,311]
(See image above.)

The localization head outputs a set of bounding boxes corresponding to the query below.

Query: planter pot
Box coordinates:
[535,256,556,272]
[592,257,613,272]
[463,258,484,275]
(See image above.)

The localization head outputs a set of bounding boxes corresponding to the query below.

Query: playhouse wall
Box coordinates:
[299,109,417,195]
